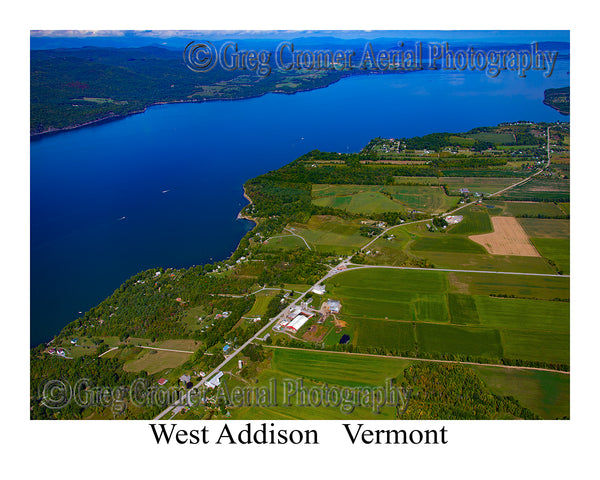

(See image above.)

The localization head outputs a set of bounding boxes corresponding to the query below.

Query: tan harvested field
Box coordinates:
[469,216,540,257]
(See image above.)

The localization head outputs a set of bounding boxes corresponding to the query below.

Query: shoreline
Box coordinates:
[34,184,260,347]
[237,186,257,224]
[30,69,417,139]
[29,73,359,139]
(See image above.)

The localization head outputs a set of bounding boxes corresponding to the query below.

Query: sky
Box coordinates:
[30,30,569,50]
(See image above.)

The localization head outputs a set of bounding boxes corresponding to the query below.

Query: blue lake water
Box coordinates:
[30,64,569,346]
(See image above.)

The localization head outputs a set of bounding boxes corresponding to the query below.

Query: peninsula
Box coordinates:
[31,120,570,421]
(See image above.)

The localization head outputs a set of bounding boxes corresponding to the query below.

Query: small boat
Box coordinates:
[161,189,170,194]
[118,216,126,221]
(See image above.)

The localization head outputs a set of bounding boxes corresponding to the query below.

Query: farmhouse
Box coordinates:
[179,374,191,383]
[157,378,168,386]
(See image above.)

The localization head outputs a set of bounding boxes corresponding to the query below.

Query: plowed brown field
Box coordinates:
[469,216,540,256]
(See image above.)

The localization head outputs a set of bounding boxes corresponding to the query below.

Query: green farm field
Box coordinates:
[502,201,566,218]
[359,219,554,274]
[530,238,570,274]
[225,349,414,420]
[518,218,570,238]
[122,349,192,374]
[245,294,275,317]
[498,177,570,202]
[442,176,522,194]
[416,323,504,358]
[447,271,570,300]
[472,365,569,419]
[415,251,555,274]
[410,235,487,254]
[447,207,493,235]
[311,184,456,214]
[287,215,366,254]
[261,234,308,251]
[468,131,516,144]
[325,268,569,366]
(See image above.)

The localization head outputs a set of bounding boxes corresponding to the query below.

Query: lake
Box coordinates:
[30,63,569,346]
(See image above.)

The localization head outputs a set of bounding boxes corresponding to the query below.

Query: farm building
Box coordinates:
[205,371,224,389]
[157,378,168,386]
[223,344,231,353]
[444,215,463,225]
[274,319,290,331]
[325,300,341,313]
[179,374,191,383]
[312,285,326,295]
[287,305,302,319]
[460,188,470,194]
[286,314,310,333]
